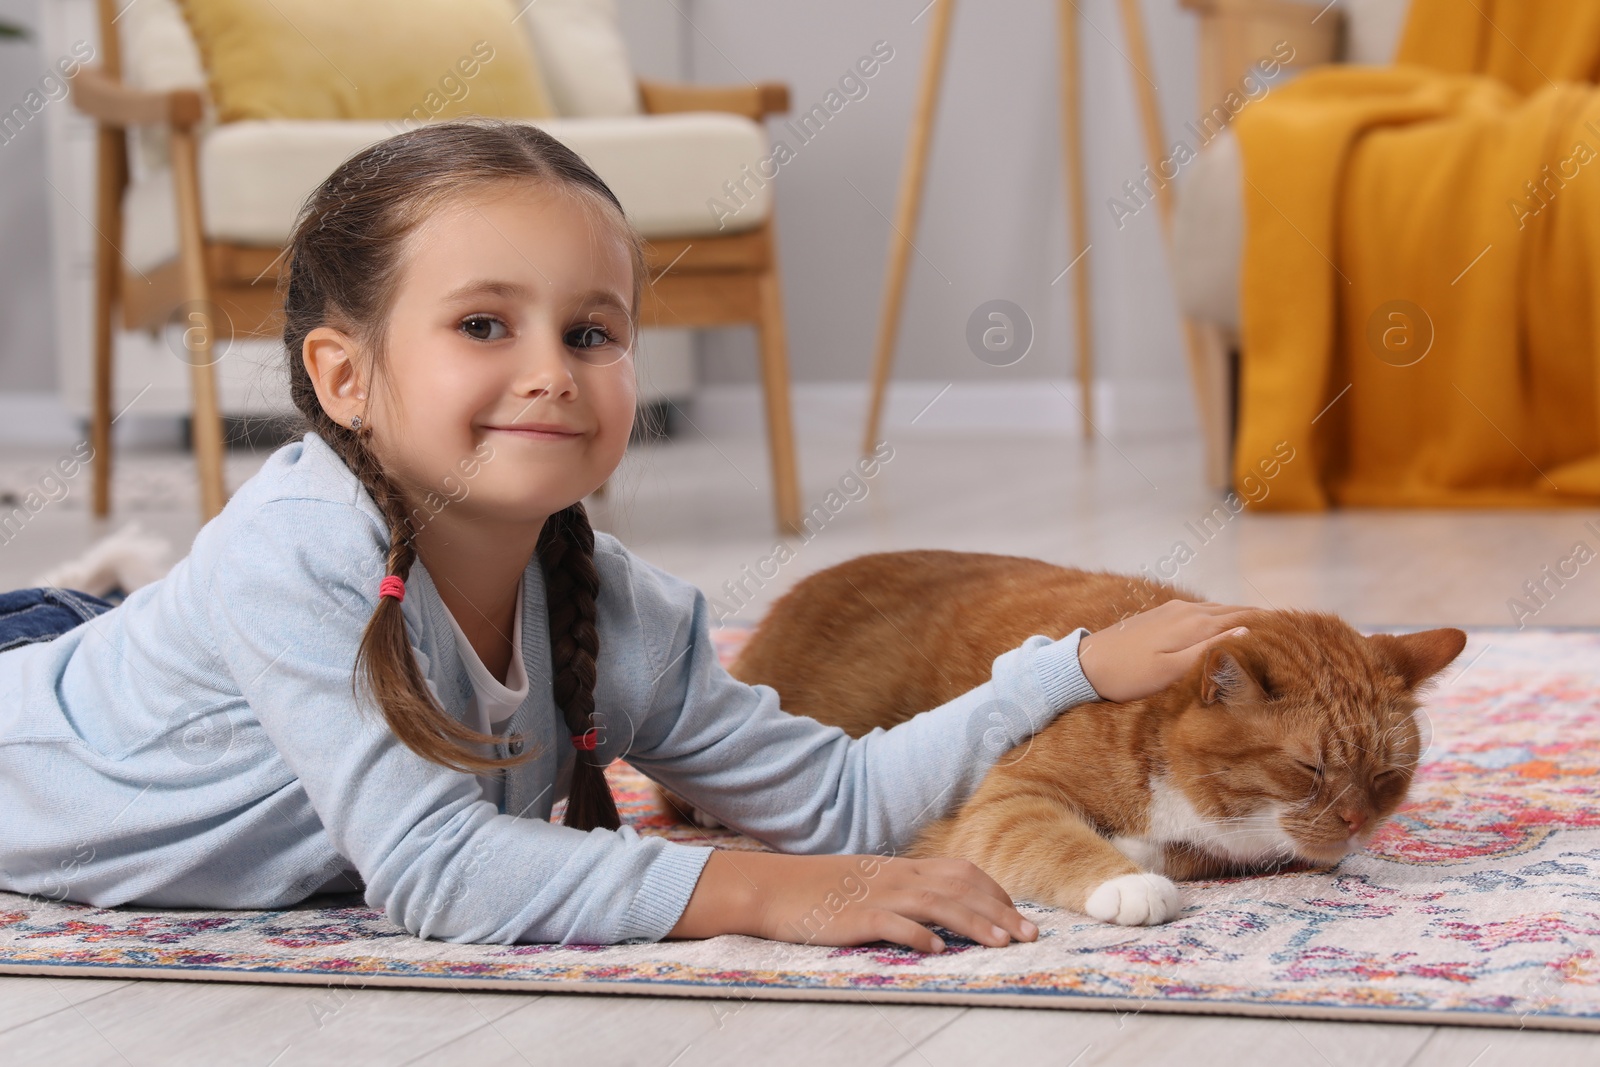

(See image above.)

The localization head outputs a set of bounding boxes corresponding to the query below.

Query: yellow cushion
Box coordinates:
[175,0,556,123]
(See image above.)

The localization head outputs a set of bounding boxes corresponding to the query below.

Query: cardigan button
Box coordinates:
[507,738,523,756]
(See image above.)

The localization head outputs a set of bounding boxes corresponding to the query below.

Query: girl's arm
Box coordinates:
[603,539,1101,858]
[207,498,716,946]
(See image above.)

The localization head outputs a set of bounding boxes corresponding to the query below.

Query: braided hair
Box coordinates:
[278,121,643,832]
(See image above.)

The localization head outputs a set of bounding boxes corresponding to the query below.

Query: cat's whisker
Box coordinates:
[1206,823,1284,840]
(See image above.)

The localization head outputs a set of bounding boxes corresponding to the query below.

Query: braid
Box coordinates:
[304,400,526,772]
[537,502,620,832]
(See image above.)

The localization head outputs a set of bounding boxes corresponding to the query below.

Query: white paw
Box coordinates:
[690,807,723,829]
[1084,873,1181,926]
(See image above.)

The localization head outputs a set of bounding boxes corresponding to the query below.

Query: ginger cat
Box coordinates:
[659,550,1466,926]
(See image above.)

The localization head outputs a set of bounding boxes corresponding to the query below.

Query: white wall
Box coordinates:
[675,0,1203,434]
[0,0,56,394]
[1,0,1217,436]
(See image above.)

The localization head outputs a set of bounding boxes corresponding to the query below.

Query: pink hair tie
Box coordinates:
[571,728,598,751]
[378,575,406,602]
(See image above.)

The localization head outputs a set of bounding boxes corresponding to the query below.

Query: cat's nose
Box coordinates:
[1340,810,1366,835]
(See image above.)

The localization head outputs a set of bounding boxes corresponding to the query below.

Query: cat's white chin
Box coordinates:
[1084,873,1181,925]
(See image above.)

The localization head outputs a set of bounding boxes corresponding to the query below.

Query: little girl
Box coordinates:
[0,121,1249,953]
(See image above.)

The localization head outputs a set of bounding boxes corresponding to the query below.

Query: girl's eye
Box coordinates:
[460,315,509,342]
[567,323,614,350]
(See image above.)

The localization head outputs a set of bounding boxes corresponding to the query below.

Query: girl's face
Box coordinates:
[355,182,637,527]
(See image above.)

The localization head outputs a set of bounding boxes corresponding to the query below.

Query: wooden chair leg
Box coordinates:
[1187,319,1234,490]
[90,124,126,519]
[169,125,229,522]
[754,259,802,537]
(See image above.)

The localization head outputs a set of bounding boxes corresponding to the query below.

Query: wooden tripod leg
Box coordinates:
[1117,0,1177,235]
[169,125,229,522]
[1057,0,1095,437]
[1117,0,1233,489]
[860,0,956,457]
[90,123,126,519]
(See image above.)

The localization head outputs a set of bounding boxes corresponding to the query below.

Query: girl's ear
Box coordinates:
[303,327,368,425]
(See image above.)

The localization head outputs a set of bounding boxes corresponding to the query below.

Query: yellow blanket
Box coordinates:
[1232,0,1600,508]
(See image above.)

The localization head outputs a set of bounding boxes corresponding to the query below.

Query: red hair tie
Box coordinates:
[571,728,598,751]
[378,575,406,602]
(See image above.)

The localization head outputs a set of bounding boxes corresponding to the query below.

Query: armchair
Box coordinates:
[71,0,804,535]
[1173,0,1409,487]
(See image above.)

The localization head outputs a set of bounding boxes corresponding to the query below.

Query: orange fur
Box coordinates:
[661,550,1466,923]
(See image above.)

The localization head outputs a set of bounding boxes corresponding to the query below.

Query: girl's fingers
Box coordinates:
[917,862,1037,942]
[1194,626,1249,652]
[918,858,1014,908]
[953,888,1037,943]
[889,883,1024,953]
[1157,612,1252,654]
[892,891,1018,949]
[1164,625,1251,669]
[1190,611,1255,643]
[863,909,948,954]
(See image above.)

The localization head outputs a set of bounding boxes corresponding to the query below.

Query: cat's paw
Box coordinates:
[1083,873,1181,925]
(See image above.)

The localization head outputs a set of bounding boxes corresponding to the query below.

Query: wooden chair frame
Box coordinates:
[71,0,804,535]
[1179,0,1344,487]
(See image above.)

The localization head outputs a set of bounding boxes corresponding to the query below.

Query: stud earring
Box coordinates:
[350,415,362,431]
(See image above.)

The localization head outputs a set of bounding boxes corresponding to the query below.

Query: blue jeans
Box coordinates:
[0,587,118,654]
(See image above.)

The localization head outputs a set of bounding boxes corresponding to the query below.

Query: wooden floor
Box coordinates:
[2,424,1597,1064]
[2,974,1596,1065]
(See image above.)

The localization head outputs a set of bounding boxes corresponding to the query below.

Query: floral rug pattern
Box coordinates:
[1,628,1597,1030]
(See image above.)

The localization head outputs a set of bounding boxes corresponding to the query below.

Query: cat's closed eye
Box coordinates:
[1371,768,1408,790]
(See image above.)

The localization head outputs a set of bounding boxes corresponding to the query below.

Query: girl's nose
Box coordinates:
[515,335,578,396]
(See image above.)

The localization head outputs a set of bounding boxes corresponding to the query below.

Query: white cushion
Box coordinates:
[1342,0,1411,65]
[516,0,642,117]
[1172,127,1243,333]
[121,115,772,272]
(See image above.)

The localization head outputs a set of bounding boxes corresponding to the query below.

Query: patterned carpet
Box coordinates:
[1,627,1597,1030]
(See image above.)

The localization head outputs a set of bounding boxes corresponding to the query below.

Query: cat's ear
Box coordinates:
[1368,628,1468,689]
[1200,647,1268,706]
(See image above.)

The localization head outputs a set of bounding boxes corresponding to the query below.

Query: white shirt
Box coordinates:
[442,582,530,810]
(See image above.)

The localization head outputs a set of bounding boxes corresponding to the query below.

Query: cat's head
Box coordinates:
[1164,611,1466,868]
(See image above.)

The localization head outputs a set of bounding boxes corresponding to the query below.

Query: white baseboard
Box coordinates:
[692,379,1197,439]
[0,393,80,447]
[0,393,189,450]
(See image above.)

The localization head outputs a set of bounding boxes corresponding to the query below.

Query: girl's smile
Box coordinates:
[483,422,585,441]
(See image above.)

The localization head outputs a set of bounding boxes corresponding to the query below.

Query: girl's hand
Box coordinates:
[1075,599,1255,703]
[668,851,1037,953]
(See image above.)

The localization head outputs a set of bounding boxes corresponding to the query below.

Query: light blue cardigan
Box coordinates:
[0,432,1100,945]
